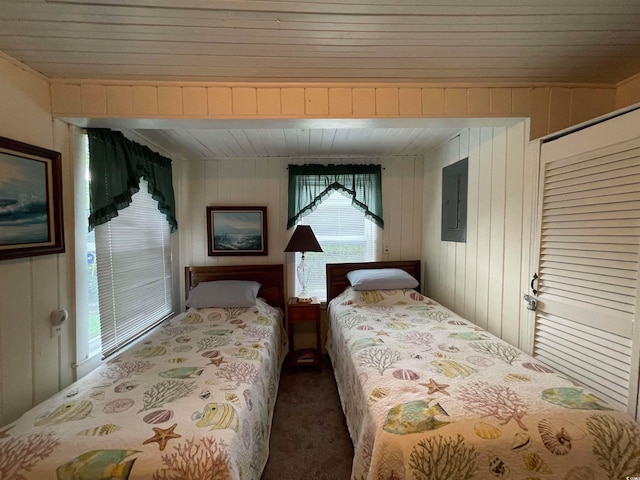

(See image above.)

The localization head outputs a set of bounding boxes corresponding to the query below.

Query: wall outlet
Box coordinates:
[51,325,62,338]
[383,245,390,254]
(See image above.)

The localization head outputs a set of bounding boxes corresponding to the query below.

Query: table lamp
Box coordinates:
[284,225,323,302]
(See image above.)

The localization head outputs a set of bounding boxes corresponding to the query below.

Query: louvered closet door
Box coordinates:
[534,108,640,417]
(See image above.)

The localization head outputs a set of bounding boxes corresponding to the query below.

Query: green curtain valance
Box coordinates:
[87,128,178,232]
[287,163,384,229]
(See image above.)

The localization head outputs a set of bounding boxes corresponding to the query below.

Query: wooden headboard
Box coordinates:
[184,264,285,313]
[326,260,421,305]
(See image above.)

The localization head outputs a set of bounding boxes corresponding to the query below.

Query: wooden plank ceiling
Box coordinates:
[3,0,639,159]
[123,125,465,160]
[1,0,639,84]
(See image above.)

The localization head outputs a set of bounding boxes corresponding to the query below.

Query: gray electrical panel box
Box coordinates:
[441,158,468,242]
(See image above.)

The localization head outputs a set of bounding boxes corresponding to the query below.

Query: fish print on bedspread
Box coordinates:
[0,298,287,480]
[326,286,640,480]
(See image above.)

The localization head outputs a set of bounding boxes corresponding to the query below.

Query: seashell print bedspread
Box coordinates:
[0,299,287,480]
[327,287,640,480]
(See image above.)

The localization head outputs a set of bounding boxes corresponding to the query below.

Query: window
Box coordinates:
[75,131,176,372]
[294,191,380,301]
[93,178,174,358]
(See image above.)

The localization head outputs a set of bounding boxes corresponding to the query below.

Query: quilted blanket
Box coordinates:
[0,299,287,480]
[327,287,640,480]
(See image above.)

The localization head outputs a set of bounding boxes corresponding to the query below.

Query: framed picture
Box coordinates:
[0,136,65,261]
[207,206,268,256]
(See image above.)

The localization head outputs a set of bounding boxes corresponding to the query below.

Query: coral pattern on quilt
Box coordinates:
[327,287,640,480]
[0,298,287,480]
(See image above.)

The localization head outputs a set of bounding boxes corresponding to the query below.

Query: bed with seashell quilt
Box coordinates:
[0,264,288,480]
[325,260,640,480]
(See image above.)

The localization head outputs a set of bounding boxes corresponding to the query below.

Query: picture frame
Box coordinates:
[207,206,268,256]
[0,136,65,261]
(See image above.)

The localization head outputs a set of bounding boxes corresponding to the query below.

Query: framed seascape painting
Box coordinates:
[207,206,268,256]
[0,136,65,260]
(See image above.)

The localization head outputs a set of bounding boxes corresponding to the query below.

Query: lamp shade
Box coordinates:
[284,225,323,253]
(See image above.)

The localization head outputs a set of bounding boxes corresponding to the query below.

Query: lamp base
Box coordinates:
[296,296,313,303]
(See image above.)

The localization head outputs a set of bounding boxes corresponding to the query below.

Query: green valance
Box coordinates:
[87,129,178,232]
[287,163,384,229]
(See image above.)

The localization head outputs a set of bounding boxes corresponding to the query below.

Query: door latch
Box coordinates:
[523,294,537,311]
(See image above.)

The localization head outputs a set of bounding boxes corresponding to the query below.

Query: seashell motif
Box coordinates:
[386,321,412,330]
[522,453,552,473]
[65,388,79,398]
[448,320,467,326]
[357,325,374,331]
[199,390,211,400]
[173,345,192,353]
[538,419,572,455]
[242,418,251,449]
[438,344,459,353]
[466,355,495,367]
[201,350,220,359]
[474,422,502,439]
[255,316,272,325]
[488,455,509,478]
[522,362,554,373]
[230,319,243,325]
[143,409,174,424]
[392,369,419,381]
[504,373,531,382]
[409,292,424,301]
[175,335,191,343]
[77,423,121,436]
[368,387,390,406]
[181,313,203,324]
[243,389,253,411]
[511,432,531,451]
[564,466,595,480]
[103,398,135,414]
[208,312,222,322]
[114,381,138,393]
[167,357,187,363]
[135,345,166,358]
[225,393,241,407]
[90,390,105,401]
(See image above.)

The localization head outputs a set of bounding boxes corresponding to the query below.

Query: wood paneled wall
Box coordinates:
[422,121,537,351]
[616,73,640,110]
[174,155,425,303]
[52,81,616,140]
[0,57,74,426]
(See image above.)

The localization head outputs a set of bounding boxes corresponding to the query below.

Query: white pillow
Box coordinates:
[186,280,261,308]
[346,268,418,291]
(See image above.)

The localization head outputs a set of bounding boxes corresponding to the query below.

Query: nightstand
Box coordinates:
[287,297,321,370]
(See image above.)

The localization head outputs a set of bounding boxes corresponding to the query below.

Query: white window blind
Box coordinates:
[297,191,380,301]
[95,179,174,358]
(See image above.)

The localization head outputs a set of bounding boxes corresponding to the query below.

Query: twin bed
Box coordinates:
[0,264,287,480]
[3,260,640,480]
[325,260,640,480]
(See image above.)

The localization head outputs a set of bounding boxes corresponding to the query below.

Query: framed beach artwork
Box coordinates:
[206,206,268,256]
[0,136,65,261]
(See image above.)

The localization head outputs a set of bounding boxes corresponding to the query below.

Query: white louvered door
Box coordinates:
[534,108,640,418]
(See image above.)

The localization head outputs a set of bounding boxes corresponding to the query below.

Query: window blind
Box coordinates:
[297,191,379,301]
[95,179,174,358]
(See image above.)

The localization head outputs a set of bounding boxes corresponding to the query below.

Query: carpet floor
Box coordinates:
[262,355,354,480]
